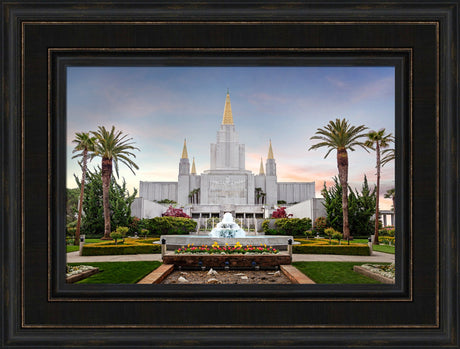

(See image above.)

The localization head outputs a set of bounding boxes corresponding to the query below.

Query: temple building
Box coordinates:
[132,92,323,223]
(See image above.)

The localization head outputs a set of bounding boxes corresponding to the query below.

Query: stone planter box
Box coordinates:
[66,267,99,283]
[163,253,291,268]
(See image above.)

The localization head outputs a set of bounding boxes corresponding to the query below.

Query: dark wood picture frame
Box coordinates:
[1,1,458,348]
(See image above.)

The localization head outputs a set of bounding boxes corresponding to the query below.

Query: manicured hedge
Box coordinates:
[145,217,197,235]
[262,218,312,236]
[293,243,370,256]
[82,239,161,256]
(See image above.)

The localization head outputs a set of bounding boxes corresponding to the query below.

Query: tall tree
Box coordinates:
[75,168,137,235]
[309,118,368,239]
[381,148,395,167]
[71,132,96,245]
[92,126,139,239]
[384,188,395,212]
[365,129,394,245]
[321,176,376,236]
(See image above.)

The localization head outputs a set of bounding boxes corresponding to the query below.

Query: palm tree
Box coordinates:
[309,118,368,239]
[384,188,395,212]
[91,126,139,239]
[72,132,96,245]
[365,129,394,245]
[381,147,395,167]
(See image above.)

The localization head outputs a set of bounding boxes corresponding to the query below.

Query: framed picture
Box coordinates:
[2,1,458,348]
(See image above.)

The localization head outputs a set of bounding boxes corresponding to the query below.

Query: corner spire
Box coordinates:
[191,157,196,174]
[267,139,274,159]
[259,157,265,175]
[222,90,234,125]
[181,139,188,159]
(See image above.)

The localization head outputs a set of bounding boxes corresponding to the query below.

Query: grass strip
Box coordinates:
[352,239,395,254]
[292,261,391,284]
[67,261,162,284]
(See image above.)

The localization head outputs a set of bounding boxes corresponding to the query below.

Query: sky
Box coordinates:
[67,66,395,210]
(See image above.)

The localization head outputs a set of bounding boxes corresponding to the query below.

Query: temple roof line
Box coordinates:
[222,91,234,125]
[181,139,188,159]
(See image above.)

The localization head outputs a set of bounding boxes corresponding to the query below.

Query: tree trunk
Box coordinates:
[101,157,113,239]
[337,147,350,239]
[74,149,87,245]
[374,143,381,245]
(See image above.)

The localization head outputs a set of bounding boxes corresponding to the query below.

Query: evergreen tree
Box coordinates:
[75,167,137,236]
[66,188,80,225]
[322,176,376,236]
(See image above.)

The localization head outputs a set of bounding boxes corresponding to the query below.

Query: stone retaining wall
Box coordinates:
[163,253,291,268]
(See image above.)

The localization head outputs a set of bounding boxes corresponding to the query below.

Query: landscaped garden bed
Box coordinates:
[66,265,99,283]
[163,253,291,268]
[293,238,370,255]
[353,264,395,284]
[81,238,160,256]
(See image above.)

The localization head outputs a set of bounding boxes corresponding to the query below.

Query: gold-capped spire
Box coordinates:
[267,139,274,159]
[181,139,188,159]
[222,90,234,125]
[259,157,265,175]
[191,157,196,174]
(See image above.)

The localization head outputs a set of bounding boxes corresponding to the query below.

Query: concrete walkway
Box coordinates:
[291,251,394,263]
[67,251,394,264]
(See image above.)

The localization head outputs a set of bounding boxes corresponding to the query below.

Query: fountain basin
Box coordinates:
[160,235,294,250]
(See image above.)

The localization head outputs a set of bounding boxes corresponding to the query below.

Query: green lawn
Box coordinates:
[292,261,390,284]
[66,245,79,253]
[372,244,395,254]
[66,239,106,253]
[353,239,395,254]
[67,261,162,284]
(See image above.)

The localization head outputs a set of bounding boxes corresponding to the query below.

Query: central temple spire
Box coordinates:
[222,90,234,125]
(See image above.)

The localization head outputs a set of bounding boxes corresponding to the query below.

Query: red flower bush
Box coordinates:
[271,207,293,218]
[162,205,190,218]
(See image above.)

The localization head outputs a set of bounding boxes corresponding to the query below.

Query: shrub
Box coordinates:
[140,228,150,238]
[332,231,343,242]
[82,238,161,255]
[110,232,123,245]
[379,226,395,237]
[303,230,314,239]
[262,220,271,232]
[324,227,337,238]
[146,216,197,235]
[274,218,312,236]
[313,216,327,234]
[271,207,293,218]
[380,236,395,245]
[162,205,190,218]
[293,243,370,256]
[116,226,129,235]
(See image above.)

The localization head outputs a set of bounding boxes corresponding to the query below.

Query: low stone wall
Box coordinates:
[163,253,291,268]
[66,268,99,283]
[353,265,395,284]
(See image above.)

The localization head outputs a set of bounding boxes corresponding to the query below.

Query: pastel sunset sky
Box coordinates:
[67,66,395,209]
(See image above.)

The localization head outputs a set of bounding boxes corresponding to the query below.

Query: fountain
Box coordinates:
[160,212,293,268]
[208,212,247,238]
[160,212,293,249]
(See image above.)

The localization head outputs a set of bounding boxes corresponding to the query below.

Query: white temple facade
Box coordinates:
[132,92,320,221]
